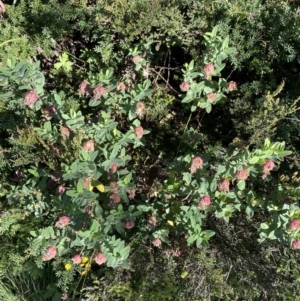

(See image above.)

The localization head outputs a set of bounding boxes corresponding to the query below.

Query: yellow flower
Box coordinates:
[81,257,89,263]
[96,184,105,193]
[81,270,87,276]
[167,220,174,226]
[85,262,91,269]
[65,263,72,271]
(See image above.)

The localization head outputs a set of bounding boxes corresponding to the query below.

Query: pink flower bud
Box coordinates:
[42,246,57,261]
[190,156,203,174]
[124,220,135,229]
[56,185,66,196]
[290,219,300,231]
[132,55,141,64]
[110,194,121,204]
[117,82,126,91]
[292,240,300,250]
[72,254,82,264]
[136,102,145,118]
[94,252,107,265]
[180,82,190,92]
[204,64,215,79]
[60,126,71,139]
[152,238,162,247]
[24,91,39,109]
[82,140,95,152]
[109,163,118,174]
[134,126,144,139]
[148,215,157,228]
[55,215,70,229]
[227,81,237,92]
[218,178,230,193]
[234,169,249,181]
[206,92,216,102]
[83,178,90,189]
[79,81,90,97]
[262,160,275,178]
[93,85,106,100]
[44,105,56,120]
[198,195,212,210]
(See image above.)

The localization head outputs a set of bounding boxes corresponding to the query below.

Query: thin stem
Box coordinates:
[175,113,192,159]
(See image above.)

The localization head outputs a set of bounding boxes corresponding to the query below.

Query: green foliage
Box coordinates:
[1,0,300,299]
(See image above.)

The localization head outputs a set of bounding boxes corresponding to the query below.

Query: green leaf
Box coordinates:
[249,156,259,164]
[183,172,192,184]
[90,219,99,233]
[237,180,246,190]
[245,206,254,218]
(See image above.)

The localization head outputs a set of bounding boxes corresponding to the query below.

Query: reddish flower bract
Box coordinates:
[55,215,70,229]
[180,82,190,92]
[42,246,57,261]
[206,92,216,102]
[152,238,162,247]
[24,91,39,109]
[292,240,300,250]
[190,156,203,174]
[94,252,107,265]
[132,55,141,64]
[218,178,230,193]
[198,195,212,210]
[290,219,300,231]
[227,81,237,92]
[124,220,135,229]
[134,126,144,139]
[72,254,81,264]
[82,140,95,152]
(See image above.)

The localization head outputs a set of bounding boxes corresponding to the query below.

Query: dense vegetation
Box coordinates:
[1,0,300,300]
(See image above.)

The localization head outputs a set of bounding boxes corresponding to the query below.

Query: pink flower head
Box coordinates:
[198,195,212,210]
[204,64,215,79]
[94,252,107,265]
[93,85,106,100]
[110,180,119,193]
[117,82,126,91]
[227,81,237,92]
[44,106,56,120]
[110,194,121,204]
[180,82,190,92]
[55,215,70,229]
[56,185,66,196]
[206,92,216,102]
[83,178,90,189]
[82,140,95,152]
[132,55,141,65]
[0,1,6,14]
[218,178,230,193]
[109,163,118,174]
[136,102,145,118]
[292,240,300,250]
[190,156,203,174]
[24,91,39,109]
[72,254,82,264]
[148,215,157,228]
[79,81,90,97]
[42,246,57,261]
[290,219,300,231]
[234,169,249,181]
[124,220,135,229]
[60,126,71,139]
[134,126,144,139]
[262,160,275,178]
[152,238,162,247]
